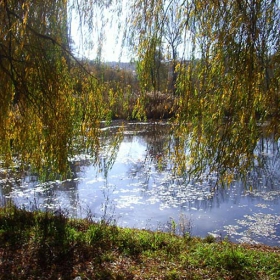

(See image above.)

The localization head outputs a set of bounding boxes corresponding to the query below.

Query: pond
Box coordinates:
[1,121,280,246]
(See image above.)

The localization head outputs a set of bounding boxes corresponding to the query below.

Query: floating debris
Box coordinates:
[223,213,280,245]
[255,203,268,209]
[116,195,144,209]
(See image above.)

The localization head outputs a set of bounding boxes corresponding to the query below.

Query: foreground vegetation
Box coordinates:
[0,207,279,279]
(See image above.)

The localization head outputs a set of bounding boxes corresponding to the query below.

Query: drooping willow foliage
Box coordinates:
[1,0,280,179]
[0,0,122,176]
[124,0,280,180]
[177,0,280,179]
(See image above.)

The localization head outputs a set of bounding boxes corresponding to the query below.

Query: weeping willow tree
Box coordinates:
[124,0,280,181]
[1,0,280,180]
[175,0,280,180]
[0,0,123,176]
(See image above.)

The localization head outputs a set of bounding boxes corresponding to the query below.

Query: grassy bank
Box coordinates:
[0,207,279,280]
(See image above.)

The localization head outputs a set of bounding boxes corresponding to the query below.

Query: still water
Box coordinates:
[1,121,280,246]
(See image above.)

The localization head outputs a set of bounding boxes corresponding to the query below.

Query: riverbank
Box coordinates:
[0,207,279,279]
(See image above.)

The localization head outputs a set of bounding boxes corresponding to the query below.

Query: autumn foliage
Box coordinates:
[0,0,280,178]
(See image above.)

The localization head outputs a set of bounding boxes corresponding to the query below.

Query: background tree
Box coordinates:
[163,0,188,94]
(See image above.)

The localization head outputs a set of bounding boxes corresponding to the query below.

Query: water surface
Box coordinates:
[1,121,280,246]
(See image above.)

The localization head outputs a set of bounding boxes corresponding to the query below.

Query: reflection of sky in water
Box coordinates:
[0,122,280,246]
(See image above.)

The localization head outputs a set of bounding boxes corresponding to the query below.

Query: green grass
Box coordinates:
[0,206,279,279]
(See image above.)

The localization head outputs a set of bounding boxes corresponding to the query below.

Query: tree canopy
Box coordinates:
[0,0,280,179]
[0,0,110,175]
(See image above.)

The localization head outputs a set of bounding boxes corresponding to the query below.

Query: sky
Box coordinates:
[69,2,130,62]
[69,1,194,63]
[71,26,130,62]
[71,28,127,62]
